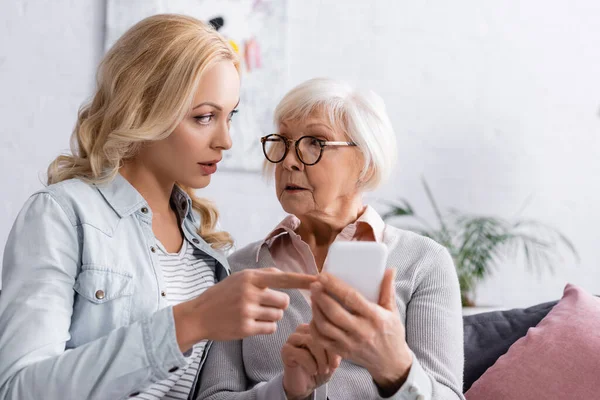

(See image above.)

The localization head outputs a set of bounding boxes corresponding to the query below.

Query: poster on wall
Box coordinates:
[105,0,288,172]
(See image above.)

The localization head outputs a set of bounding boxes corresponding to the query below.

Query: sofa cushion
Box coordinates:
[465,284,600,399]
[462,300,557,392]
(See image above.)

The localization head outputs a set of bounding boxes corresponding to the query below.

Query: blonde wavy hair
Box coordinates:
[47,14,239,250]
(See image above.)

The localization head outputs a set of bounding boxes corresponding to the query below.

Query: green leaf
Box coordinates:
[421,177,449,234]
[381,199,415,220]
[382,180,579,302]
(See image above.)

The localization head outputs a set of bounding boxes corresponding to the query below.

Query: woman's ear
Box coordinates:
[357,162,375,188]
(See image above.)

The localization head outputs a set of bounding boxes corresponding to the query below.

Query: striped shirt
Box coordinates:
[135,237,216,400]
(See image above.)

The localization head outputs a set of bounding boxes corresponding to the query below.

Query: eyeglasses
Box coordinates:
[260,134,357,166]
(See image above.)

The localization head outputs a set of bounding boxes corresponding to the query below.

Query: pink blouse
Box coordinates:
[255,205,386,302]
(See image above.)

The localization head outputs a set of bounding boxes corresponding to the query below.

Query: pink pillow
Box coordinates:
[465,283,600,400]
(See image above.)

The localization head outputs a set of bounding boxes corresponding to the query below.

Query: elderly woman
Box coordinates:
[198,78,464,400]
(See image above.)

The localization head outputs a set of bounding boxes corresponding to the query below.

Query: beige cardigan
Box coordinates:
[197,224,465,400]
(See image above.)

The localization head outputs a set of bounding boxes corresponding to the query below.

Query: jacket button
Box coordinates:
[141,207,148,214]
[161,291,166,298]
[192,238,200,244]
[168,367,179,373]
[95,290,105,300]
[150,246,156,253]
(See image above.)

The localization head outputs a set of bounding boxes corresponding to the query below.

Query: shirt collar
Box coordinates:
[341,204,386,242]
[96,173,194,221]
[256,205,386,262]
[171,186,195,222]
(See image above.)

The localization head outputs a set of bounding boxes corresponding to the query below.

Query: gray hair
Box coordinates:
[265,78,397,191]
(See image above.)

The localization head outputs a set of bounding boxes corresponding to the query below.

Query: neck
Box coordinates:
[119,161,174,216]
[296,196,365,250]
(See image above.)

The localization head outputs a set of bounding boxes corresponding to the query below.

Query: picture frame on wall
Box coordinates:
[105,0,289,172]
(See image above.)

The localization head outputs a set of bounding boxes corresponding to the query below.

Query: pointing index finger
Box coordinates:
[253,270,317,289]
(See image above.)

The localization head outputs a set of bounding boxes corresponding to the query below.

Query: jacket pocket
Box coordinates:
[70,267,134,345]
[74,268,134,303]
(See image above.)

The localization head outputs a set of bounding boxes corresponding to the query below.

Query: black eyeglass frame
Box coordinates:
[260,134,357,166]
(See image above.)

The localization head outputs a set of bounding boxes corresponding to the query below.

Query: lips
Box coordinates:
[198,159,221,175]
[285,184,308,190]
[199,159,221,165]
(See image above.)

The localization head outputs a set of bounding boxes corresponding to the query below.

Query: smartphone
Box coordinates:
[322,241,388,304]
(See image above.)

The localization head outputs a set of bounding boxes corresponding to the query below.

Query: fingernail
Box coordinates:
[319,273,329,283]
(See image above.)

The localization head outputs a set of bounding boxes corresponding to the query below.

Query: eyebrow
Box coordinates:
[306,122,332,130]
[193,99,241,111]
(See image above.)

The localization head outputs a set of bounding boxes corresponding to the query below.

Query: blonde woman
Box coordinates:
[198,79,464,400]
[0,14,314,400]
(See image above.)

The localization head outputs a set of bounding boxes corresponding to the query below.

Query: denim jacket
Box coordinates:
[0,174,230,400]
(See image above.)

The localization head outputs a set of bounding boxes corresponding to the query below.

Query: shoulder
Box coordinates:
[23,179,92,223]
[227,240,266,273]
[39,177,97,201]
[383,224,456,282]
[32,179,118,234]
[3,181,98,266]
[37,178,101,203]
[384,224,447,259]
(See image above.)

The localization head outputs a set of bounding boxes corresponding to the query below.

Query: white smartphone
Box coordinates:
[322,241,388,304]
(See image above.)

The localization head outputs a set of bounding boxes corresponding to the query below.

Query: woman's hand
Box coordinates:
[309,269,413,395]
[173,268,316,351]
[282,324,341,400]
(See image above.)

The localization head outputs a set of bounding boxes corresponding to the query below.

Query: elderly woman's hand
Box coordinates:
[309,269,413,395]
[281,323,341,400]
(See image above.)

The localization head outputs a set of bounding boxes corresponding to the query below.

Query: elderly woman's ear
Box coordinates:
[358,163,376,188]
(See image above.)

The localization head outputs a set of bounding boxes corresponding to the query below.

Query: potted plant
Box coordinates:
[382,179,579,307]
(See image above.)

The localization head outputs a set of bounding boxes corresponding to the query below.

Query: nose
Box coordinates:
[281,144,304,172]
[213,119,233,151]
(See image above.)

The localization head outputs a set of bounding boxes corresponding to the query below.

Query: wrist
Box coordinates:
[284,390,312,400]
[371,350,413,395]
[283,376,313,400]
[173,301,204,353]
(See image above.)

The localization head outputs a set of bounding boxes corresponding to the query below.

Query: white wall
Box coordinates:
[1,0,599,308]
[0,0,106,286]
